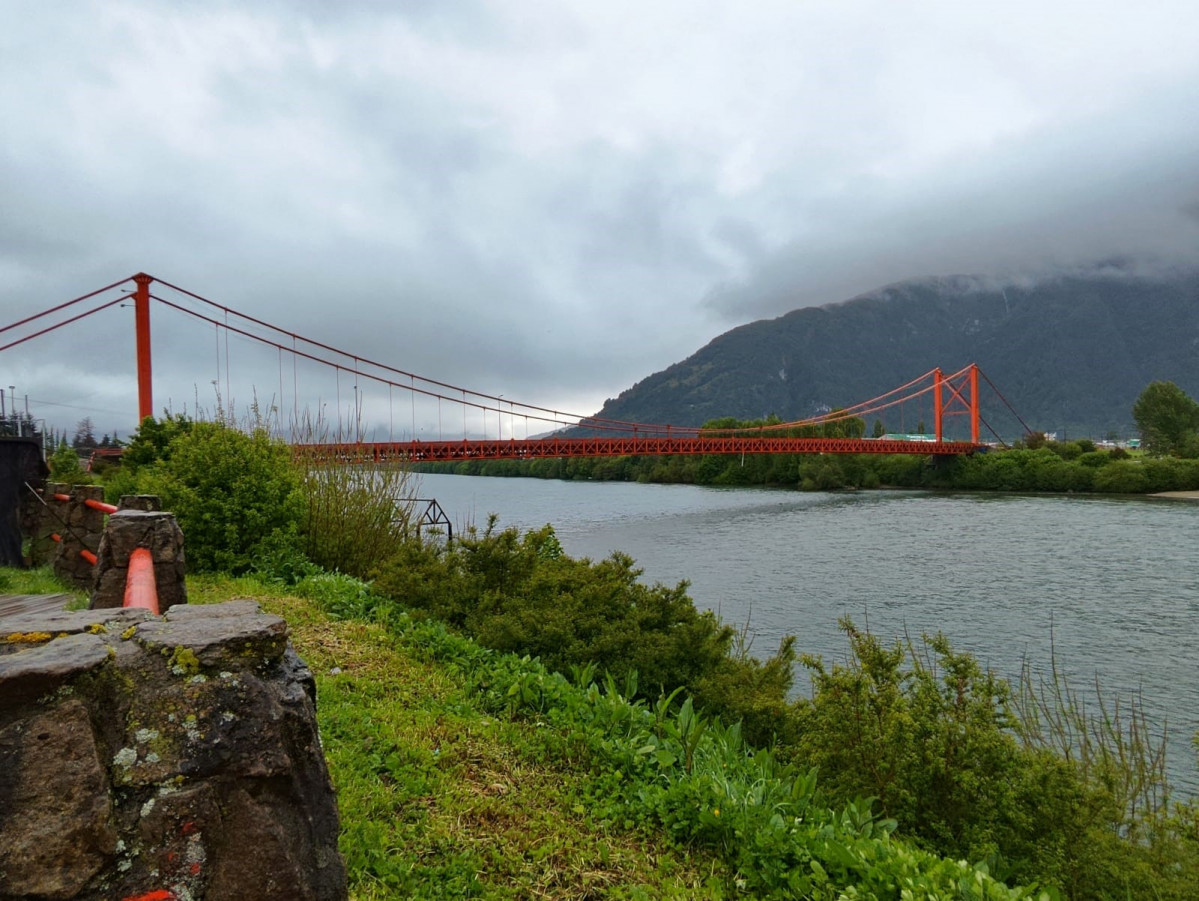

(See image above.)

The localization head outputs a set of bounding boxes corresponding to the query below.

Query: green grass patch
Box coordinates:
[188,573,1050,900]
[0,565,88,607]
[188,575,723,899]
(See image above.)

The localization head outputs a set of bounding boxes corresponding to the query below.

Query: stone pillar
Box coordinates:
[53,485,106,590]
[119,495,162,512]
[28,481,65,566]
[91,510,187,610]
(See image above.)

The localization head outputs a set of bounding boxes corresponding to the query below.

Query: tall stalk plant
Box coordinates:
[1013,646,1171,836]
[292,411,416,580]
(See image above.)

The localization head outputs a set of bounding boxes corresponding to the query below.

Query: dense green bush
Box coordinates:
[1090,460,1149,494]
[47,439,90,483]
[793,620,1199,899]
[120,413,194,470]
[371,518,800,747]
[794,622,1082,885]
[140,421,304,573]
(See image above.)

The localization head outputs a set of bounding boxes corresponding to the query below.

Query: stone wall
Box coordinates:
[0,601,347,901]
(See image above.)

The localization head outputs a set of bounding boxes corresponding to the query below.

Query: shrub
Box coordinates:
[371,518,799,746]
[1092,460,1149,493]
[47,440,89,483]
[144,421,303,573]
[121,413,194,471]
[794,621,1033,865]
[292,414,416,579]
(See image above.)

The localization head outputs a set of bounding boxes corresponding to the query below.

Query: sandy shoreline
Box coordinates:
[1151,490,1199,500]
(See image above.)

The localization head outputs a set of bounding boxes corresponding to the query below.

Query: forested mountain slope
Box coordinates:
[589,269,1199,439]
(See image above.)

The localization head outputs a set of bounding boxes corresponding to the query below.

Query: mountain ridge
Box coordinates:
[587,267,1199,439]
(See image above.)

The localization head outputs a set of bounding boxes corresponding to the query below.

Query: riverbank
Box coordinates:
[415,443,1199,496]
[1153,490,1199,500]
[201,572,1064,900]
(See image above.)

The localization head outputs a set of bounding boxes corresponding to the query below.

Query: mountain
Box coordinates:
[588,267,1199,440]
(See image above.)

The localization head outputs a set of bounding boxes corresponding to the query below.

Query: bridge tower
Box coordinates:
[933,364,979,444]
[133,273,153,422]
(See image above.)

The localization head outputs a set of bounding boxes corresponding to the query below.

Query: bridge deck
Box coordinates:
[0,593,74,622]
[298,436,986,463]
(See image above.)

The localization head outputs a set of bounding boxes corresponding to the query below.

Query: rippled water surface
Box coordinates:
[415,473,1199,788]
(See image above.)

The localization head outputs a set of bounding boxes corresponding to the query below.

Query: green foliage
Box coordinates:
[792,620,1199,899]
[1090,460,1149,493]
[296,460,414,579]
[1132,381,1199,457]
[1011,655,1199,900]
[120,413,194,471]
[290,414,417,579]
[251,526,319,585]
[794,621,1041,868]
[47,439,88,482]
[141,421,303,573]
[277,574,1047,899]
[371,518,800,747]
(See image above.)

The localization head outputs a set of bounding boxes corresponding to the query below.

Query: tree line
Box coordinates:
[418,381,1199,494]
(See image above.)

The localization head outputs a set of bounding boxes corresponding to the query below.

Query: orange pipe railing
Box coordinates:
[123,547,159,614]
[49,532,97,565]
[51,492,118,514]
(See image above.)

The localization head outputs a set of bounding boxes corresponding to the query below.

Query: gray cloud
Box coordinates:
[2,0,1198,438]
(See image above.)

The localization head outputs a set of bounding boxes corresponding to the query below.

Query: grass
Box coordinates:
[187,574,725,900]
[0,565,89,606]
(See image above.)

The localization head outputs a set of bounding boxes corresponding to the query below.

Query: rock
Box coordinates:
[0,701,118,899]
[0,600,347,901]
[0,633,111,708]
[0,607,148,641]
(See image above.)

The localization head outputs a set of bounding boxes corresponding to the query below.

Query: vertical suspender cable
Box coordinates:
[292,336,298,429]
[278,346,284,433]
[223,310,231,417]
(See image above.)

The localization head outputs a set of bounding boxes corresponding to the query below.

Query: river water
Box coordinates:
[413,472,1199,790]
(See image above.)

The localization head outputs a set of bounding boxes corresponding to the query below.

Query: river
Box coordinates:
[412,472,1199,790]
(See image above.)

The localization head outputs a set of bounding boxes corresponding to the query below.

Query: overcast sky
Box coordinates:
[2,1,1198,439]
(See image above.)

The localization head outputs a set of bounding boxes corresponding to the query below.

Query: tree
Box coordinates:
[872,419,885,438]
[122,413,194,471]
[72,417,97,450]
[1132,381,1199,457]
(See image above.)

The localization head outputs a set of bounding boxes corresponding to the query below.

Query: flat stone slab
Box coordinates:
[134,600,289,668]
[0,607,148,641]
[0,633,111,705]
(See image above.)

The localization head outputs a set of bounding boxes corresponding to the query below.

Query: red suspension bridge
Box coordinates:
[2,274,1031,460]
